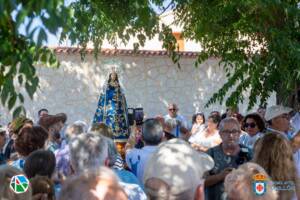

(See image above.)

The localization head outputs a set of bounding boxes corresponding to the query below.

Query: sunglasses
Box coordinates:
[244,123,256,128]
[169,108,177,111]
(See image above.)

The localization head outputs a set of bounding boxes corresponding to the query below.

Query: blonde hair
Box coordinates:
[253,133,298,199]
[224,162,277,200]
[0,165,32,200]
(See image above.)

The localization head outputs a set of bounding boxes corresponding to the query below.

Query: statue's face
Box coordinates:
[111,72,117,81]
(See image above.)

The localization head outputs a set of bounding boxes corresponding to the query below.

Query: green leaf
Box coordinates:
[18,93,24,103]
[1,82,9,105]
[25,82,36,99]
[8,93,17,110]
[37,28,47,47]
[18,75,23,85]
[12,106,23,119]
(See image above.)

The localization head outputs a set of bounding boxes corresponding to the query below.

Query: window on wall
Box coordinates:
[172,32,185,51]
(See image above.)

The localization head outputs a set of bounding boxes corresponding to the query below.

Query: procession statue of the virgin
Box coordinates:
[93,70,129,142]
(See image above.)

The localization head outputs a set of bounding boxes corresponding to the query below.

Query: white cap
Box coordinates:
[265,105,292,121]
[144,139,214,196]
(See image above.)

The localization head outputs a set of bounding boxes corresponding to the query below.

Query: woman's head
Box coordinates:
[24,150,56,179]
[207,114,221,130]
[243,113,265,136]
[253,133,297,199]
[192,113,205,125]
[14,126,48,157]
[108,72,119,83]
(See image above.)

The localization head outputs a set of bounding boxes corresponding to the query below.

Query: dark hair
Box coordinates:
[24,150,56,179]
[210,111,221,117]
[208,114,221,126]
[192,113,205,124]
[108,73,120,85]
[243,113,266,132]
[233,113,244,123]
[14,126,48,156]
[38,108,48,116]
[142,119,164,145]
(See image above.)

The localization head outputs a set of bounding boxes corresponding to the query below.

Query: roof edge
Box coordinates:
[50,47,199,58]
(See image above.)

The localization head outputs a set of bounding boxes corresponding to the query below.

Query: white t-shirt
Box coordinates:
[126,146,157,184]
[164,114,189,138]
[239,132,263,149]
[188,129,221,149]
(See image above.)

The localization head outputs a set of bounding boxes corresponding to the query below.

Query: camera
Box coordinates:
[128,108,144,126]
[235,148,251,165]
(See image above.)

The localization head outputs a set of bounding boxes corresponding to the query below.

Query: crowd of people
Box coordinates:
[0,104,300,200]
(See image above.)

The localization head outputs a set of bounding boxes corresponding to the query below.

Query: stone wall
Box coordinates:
[0,53,275,125]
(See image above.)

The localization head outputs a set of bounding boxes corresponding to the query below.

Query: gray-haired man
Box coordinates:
[205,118,252,200]
[126,118,165,184]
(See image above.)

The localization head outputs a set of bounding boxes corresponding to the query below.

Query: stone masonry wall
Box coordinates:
[0,53,275,125]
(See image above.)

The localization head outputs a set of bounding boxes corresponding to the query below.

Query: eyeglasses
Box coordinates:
[169,108,177,111]
[221,129,240,135]
[244,123,256,128]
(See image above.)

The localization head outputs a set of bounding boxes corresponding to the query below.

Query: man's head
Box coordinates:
[167,103,178,118]
[265,105,292,133]
[224,162,277,200]
[144,139,214,200]
[68,133,108,174]
[219,118,241,148]
[142,119,164,146]
[38,108,49,119]
[59,167,127,200]
[38,113,67,139]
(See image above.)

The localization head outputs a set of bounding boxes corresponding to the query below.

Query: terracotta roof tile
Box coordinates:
[51,47,199,58]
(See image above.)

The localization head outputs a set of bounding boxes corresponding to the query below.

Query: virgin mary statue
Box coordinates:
[93,71,129,142]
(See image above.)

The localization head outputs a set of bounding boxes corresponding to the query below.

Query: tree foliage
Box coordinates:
[0,0,70,118]
[173,0,300,109]
[1,0,299,118]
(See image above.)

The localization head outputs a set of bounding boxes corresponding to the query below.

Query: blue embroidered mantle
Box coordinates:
[93,83,129,141]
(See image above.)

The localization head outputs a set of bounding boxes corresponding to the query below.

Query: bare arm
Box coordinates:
[125,123,139,152]
[191,143,209,152]
[204,168,233,187]
[191,124,198,135]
